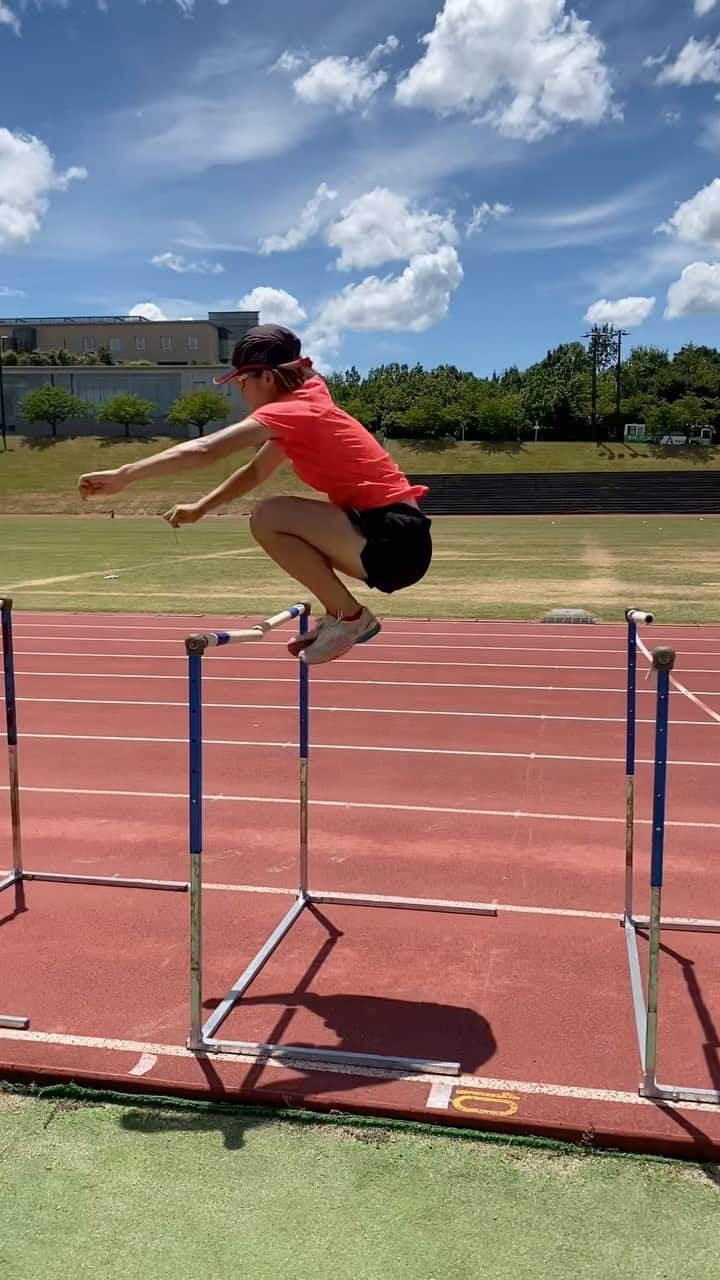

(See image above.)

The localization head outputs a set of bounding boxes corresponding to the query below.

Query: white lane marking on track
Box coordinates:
[14,634,720,659]
[15,669,720,695]
[13,615,720,642]
[6,731,719,770]
[128,1052,158,1077]
[8,647,635,671]
[636,633,720,728]
[2,785,718,829]
[427,1080,454,1109]
[16,696,714,727]
[0,1026,718,1112]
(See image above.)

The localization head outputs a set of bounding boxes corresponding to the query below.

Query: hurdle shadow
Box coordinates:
[201,901,497,1096]
[122,905,496,1148]
[0,879,27,928]
[658,936,720,1094]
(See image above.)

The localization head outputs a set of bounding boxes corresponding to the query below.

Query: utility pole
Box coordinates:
[615,328,629,418]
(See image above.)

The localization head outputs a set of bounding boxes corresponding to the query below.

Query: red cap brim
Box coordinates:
[213,368,238,385]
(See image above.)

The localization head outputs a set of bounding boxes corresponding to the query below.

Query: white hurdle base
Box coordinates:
[192,889,498,1077]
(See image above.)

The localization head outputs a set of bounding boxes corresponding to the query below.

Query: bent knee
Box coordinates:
[249,498,279,538]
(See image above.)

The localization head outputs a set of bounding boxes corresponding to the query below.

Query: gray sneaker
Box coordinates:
[300,608,381,665]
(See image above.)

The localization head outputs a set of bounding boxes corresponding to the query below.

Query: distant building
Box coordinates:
[0,310,258,366]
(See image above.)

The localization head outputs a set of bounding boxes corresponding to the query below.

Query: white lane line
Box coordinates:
[16,659,720,680]
[12,670,720,699]
[0,1025,717,1112]
[2,784,717,829]
[16,668,720,696]
[128,1052,158,1077]
[636,633,720,728]
[11,647,633,672]
[16,696,714,727]
[14,634,720,659]
[14,616,720,641]
[7,731,718,770]
[201,884,621,921]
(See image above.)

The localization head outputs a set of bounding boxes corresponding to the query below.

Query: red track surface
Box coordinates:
[2,611,720,1157]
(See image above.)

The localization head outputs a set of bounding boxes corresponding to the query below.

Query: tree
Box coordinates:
[98,345,114,366]
[97,393,156,439]
[167,390,228,437]
[20,387,90,439]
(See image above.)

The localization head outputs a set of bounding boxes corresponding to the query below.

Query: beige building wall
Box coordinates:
[0,320,219,364]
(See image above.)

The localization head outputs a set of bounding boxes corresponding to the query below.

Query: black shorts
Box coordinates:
[347,502,433,594]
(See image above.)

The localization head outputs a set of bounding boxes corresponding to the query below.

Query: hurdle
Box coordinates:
[186,602,498,1076]
[623,612,720,1104]
[0,596,188,1030]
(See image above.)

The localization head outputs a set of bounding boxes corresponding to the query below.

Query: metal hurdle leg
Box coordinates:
[624,646,720,1105]
[187,604,496,1077]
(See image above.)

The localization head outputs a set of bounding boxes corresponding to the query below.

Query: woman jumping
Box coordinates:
[78,325,432,665]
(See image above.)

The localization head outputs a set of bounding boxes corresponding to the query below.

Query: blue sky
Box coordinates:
[4,0,720,374]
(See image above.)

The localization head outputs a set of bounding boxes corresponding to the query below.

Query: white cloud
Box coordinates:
[466,201,511,235]
[0,284,23,296]
[0,3,20,35]
[290,35,399,113]
[308,245,464,359]
[0,128,87,249]
[129,302,168,321]
[258,183,338,255]
[665,261,720,317]
[584,296,656,326]
[661,177,720,247]
[151,250,223,275]
[662,110,681,126]
[325,188,458,271]
[657,37,720,86]
[273,50,307,75]
[694,0,719,15]
[237,286,307,329]
[643,50,669,69]
[395,0,615,143]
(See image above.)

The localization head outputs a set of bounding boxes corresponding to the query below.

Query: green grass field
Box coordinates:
[2,513,718,623]
[2,1093,718,1280]
[2,436,720,515]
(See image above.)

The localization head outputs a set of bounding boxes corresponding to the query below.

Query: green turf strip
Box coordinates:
[2,512,719,623]
[1,1090,718,1280]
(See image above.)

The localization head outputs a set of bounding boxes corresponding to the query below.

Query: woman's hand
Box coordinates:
[78,468,129,500]
[163,502,205,528]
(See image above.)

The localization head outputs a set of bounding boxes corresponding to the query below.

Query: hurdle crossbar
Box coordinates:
[186,602,497,1078]
[1,596,188,1032]
[623,636,720,1105]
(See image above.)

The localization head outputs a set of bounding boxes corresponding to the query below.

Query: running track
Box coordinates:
[2,611,720,1157]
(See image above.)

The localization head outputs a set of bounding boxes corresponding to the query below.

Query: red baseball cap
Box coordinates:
[213,324,309,385]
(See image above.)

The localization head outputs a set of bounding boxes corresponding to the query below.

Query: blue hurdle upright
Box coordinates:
[623,609,720,1105]
[185,602,498,1077]
[0,595,188,1033]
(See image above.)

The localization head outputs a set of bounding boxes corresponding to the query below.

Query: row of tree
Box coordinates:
[18,388,229,439]
[325,342,720,441]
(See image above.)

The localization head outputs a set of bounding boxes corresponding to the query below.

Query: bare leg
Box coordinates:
[249,496,368,615]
